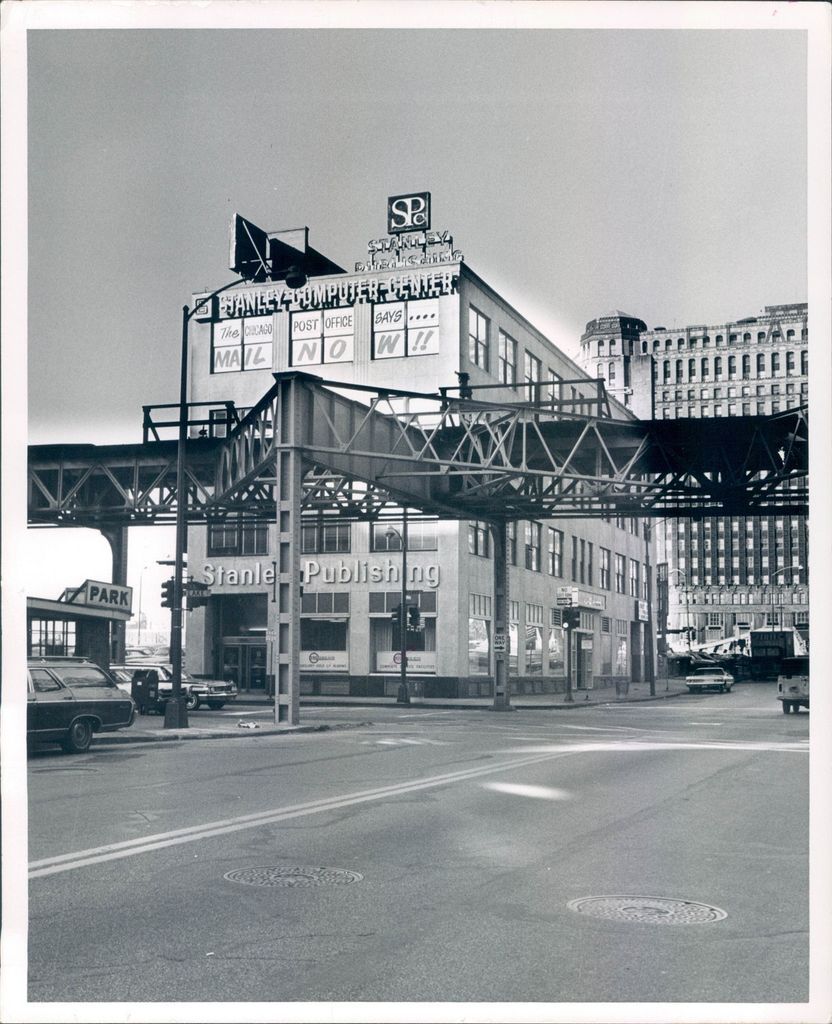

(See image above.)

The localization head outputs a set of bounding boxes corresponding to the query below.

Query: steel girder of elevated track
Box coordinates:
[28,372,808,527]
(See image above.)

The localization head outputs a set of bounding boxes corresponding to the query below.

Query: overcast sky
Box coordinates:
[10,3,822,620]
[27,24,808,446]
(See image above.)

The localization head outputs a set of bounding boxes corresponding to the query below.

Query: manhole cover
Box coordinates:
[567,895,727,925]
[223,866,363,888]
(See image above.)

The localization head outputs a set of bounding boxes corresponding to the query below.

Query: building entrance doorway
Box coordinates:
[221,640,268,693]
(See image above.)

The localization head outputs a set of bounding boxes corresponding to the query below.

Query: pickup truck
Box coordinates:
[777,656,809,714]
[110,664,238,712]
[685,665,734,694]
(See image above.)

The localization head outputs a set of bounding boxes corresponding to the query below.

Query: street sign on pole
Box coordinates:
[493,633,507,654]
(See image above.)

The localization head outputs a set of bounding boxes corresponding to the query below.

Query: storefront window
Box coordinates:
[547,628,565,677]
[468,618,490,675]
[508,622,518,674]
[525,626,543,674]
[370,615,437,674]
[300,619,348,668]
[600,634,612,675]
[615,637,629,675]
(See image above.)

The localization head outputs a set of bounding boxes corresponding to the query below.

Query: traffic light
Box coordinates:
[390,603,402,626]
[562,607,579,630]
[408,605,421,630]
[161,578,175,609]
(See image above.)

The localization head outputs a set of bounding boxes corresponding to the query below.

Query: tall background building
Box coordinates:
[578,304,809,652]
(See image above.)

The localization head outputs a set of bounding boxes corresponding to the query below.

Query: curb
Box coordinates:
[87,688,689,747]
[91,720,373,747]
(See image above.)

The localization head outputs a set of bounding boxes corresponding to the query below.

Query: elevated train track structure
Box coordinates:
[29,371,808,527]
[28,372,808,721]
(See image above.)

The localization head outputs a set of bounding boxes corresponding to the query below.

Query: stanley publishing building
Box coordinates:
[183,199,658,698]
[578,305,809,651]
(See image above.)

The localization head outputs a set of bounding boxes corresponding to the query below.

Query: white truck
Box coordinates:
[776,656,809,714]
[685,665,734,694]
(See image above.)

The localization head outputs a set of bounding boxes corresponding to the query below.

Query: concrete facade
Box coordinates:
[182,239,658,698]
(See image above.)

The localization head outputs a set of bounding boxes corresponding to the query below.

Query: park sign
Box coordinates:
[80,579,133,611]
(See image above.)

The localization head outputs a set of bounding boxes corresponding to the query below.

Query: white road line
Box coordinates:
[29,748,571,879]
[30,737,807,880]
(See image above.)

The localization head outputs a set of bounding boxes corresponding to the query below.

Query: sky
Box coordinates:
[8,3,822,632]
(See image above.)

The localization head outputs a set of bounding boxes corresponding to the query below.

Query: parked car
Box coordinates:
[684,665,734,693]
[109,663,237,712]
[777,655,809,714]
[27,657,135,753]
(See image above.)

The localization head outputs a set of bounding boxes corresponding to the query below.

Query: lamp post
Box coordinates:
[165,278,246,729]
[136,564,149,647]
[667,567,690,650]
[771,564,803,628]
[385,511,410,704]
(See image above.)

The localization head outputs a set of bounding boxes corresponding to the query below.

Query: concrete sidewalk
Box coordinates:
[90,678,689,748]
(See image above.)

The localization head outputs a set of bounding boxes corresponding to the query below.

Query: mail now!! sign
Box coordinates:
[388,192,431,234]
[82,580,133,611]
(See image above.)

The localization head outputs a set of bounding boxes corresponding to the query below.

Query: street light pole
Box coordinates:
[667,567,690,651]
[165,279,245,729]
[399,509,409,703]
[386,512,410,704]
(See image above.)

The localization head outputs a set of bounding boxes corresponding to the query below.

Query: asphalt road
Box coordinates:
[26,682,809,1007]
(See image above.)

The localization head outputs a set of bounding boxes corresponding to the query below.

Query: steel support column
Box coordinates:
[272,383,301,726]
[489,519,514,711]
[101,525,128,663]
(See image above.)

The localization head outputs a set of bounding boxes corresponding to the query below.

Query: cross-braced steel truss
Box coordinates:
[28,372,808,528]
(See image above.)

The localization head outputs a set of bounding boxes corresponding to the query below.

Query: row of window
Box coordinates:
[207,518,440,557]
[590,325,808,360]
[469,520,649,597]
[661,382,806,402]
[662,399,803,418]
[471,305,594,408]
[657,350,806,384]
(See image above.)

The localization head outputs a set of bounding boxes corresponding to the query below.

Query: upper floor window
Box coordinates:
[547,528,563,577]
[615,553,626,594]
[525,521,542,572]
[301,518,350,554]
[525,351,542,403]
[468,520,490,558]
[701,358,709,379]
[756,352,765,375]
[210,515,269,556]
[597,339,605,357]
[728,355,737,378]
[688,358,696,379]
[469,306,489,371]
[600,547,611,590]
[371,520,438,552]
[771,352,781,374]
[498,330,517,387]
[786,351,795,375]
[742,353,750,378]
[714,356,723,379]
[801,350,808,375]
